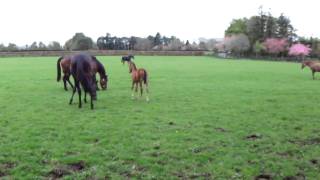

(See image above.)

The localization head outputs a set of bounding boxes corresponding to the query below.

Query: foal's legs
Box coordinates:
[139,81,143,96]
[131,81,135,99]
[312,70,315,80]
[69,80,78,105]
[135,82,138,95]
[63,75,68,91]
[84,92,87,103]
[66,75,74,90]
[145,83,149,102]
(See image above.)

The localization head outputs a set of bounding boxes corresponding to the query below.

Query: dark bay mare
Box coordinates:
[121,55,134,65]
[69,53,97,109]
[301,60,320,79]
[57,55,108,90]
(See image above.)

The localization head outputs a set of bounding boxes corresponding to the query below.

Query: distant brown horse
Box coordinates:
[57,55,108,90]
[301,60,320,80]
[128,61,149,101]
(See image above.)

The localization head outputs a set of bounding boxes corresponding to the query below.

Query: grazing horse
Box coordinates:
[69,53,97,109]
[301,60,320,80]
[121,55,134,65]
[57,56,73,91]
[57,55,108,90]
[90,56,108,90]
[128,61,149,101]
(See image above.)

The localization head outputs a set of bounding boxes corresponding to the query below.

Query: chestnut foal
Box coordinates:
[127,61,149,101]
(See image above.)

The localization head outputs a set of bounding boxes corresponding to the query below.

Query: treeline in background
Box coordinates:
[0,7,319,60]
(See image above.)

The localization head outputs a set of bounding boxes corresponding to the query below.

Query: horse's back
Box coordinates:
[71,53,93,73]
[61,57,71,73]
[310,62,320,71]
[138,68,147,83]
[70,53,97,92]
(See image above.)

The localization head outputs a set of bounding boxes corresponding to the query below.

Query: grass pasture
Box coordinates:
[0,56,320,179]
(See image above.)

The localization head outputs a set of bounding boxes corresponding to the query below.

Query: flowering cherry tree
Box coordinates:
[263,38,288,55]
[288,43,311,60]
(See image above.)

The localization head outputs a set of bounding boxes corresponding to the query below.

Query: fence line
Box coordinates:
[0,50,208,57]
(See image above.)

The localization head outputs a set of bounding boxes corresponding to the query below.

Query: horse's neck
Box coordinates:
[97,70,103,78]
[130,63,137,72]
[95,63,104,77]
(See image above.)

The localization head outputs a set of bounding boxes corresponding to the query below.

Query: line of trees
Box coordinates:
[0,41,63,51]
[219,7,320,59]
[96,32,216,51]
[0,32,217,52]
[0,7,319,60]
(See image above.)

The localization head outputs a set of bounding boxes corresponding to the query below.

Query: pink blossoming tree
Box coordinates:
[263,38,288,56]
[288,43,312,60]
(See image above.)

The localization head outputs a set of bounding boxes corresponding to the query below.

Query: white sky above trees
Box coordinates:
[0,0,319,46]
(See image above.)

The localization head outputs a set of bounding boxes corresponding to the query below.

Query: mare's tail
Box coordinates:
[57,56,63,81]
[143,70,148,85]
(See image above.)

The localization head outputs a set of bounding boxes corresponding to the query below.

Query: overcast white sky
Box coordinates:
[0,0,319,46]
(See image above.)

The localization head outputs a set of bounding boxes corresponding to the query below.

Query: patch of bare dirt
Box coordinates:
[254,174,272,180]
[214,127,228,132]
[47,161,86,179]
[0,162,16,177]
[67,161,86,171]
[310,159,318,165]
[189,172,212,179]
[277,150,300,158]
[120,170,132,178]
[131,164,145,172]
[173,171,212,180]
[0,171,7,177]
[289,137,320,146]
[246,134,262,140]
[41,159,49,165]
[190,146,214,154]
[150,151,162,157]
[1,162,15,169]
[48,167,70,179]
[154,160,165,165]
[283,173,305,180]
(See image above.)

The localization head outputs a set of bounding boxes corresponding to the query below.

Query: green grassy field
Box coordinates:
[0,56,320,179]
